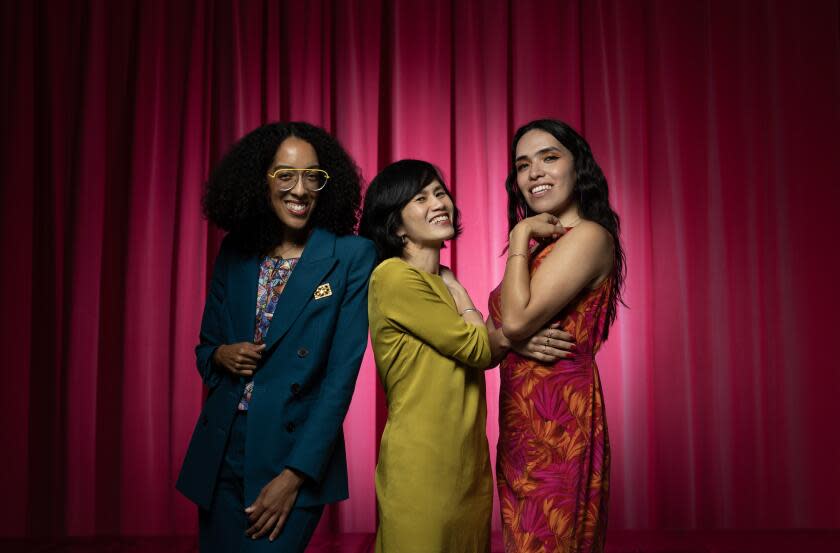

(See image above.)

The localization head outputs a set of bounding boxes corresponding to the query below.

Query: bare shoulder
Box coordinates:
[567,220,612,248]
[543,220,613,259]
[539,220,614,283]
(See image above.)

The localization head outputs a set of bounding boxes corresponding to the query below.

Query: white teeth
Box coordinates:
[285,201,308,214]
[531,184,552,194]
[430,215,450,224]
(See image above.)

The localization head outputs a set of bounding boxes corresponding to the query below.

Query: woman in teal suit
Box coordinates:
[177,122,377,552]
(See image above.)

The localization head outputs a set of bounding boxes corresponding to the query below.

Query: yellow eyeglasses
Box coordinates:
[267,168,330,192]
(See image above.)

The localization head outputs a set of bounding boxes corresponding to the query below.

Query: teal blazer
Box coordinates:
[176,228,377,510]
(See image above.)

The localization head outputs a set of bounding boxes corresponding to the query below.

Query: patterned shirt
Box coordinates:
[238,255,299,411]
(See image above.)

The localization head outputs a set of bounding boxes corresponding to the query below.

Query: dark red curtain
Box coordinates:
[1,0,839,538]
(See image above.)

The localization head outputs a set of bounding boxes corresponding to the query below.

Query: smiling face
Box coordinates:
[514,129,576,216]
[397,180,456,249]
[267,136,321,233]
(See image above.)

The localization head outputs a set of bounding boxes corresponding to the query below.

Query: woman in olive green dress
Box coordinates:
[359,160,493,552]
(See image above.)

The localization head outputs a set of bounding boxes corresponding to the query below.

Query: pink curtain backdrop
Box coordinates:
[2,0,839,538]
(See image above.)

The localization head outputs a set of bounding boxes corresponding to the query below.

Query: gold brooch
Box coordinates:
[314,283,333,300]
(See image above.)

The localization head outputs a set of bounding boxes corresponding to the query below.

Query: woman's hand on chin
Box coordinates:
[511,212,566,242]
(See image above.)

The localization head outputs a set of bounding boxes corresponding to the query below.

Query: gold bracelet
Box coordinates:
[461,307,481,317]
[507,252,528,261]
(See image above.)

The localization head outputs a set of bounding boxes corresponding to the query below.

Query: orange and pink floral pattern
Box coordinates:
[489,237,611,553]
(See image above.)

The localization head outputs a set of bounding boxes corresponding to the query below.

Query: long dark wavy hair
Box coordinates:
[359,159,462,261]
[202,121,362,255]
[505,119,626,339]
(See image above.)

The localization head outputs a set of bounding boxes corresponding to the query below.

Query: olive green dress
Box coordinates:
[369,258,493,553]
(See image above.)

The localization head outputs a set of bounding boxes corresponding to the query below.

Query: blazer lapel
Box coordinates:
[262,228,337,352]
[227,249,260,343]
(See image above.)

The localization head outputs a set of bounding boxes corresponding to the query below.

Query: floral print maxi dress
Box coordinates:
[489,237,611,553]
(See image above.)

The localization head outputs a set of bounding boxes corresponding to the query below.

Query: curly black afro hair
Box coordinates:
[202,121,362,255]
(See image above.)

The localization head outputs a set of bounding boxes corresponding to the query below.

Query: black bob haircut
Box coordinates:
[359,159,462,261]
[505,118,626,340]
[202,121,362,255]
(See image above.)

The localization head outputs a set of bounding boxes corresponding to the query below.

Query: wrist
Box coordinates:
[282,468,306,488]
[509,225,531,249]
[211,345,224,366]
[511,219,531,236]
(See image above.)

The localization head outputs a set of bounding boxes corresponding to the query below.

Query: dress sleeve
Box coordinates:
[371,260,490,369]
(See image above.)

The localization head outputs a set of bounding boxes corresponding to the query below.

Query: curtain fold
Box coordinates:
[1,0,838,537]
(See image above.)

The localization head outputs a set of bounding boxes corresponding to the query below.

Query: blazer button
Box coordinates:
[291,383,301,395]
[286,422,296,433]
[201,414,209,427]
[297,347,309,358]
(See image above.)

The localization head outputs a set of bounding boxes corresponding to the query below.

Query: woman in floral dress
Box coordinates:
[487,119,626,553]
